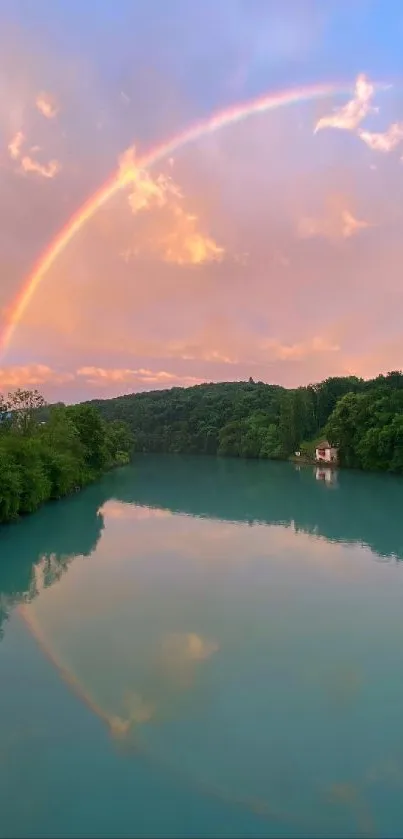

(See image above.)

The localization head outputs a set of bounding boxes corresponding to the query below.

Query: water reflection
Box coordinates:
[121,456,403,560]
[0,482,105,637]
[1,455,403,637]
[314,466,338,487]
[1,456,403,836]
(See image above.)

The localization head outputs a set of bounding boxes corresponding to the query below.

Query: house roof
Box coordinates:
[316,440,331,449]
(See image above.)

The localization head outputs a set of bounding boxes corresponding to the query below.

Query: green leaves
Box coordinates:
[2,367,403,530]
[2,435,51,514]
[89,371,403,473]
[105,420,134,464]
[326,387,403,472]
[0,391,133,524]
[0,448,22,522]
[4,389,46,435]
[66,404,109,473]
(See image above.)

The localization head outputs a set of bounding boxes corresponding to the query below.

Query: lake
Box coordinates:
[1,455,403,838]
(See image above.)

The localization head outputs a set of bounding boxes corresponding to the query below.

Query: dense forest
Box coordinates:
[1,371,403,528]
[0,389,133,524]
[88,371,403,472]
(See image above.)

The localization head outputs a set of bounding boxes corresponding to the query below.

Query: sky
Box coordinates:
[1,0,403,402]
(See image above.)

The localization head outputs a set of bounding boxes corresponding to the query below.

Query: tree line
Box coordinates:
[2,370,403,527]
[0,389,133,524]
[88,371,403,472]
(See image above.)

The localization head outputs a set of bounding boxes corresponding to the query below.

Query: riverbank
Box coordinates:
[289,454,339,469]
[90,373,403,476]
[0,395,133,526]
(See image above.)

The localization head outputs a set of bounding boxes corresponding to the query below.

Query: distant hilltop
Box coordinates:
[79,371,403,475]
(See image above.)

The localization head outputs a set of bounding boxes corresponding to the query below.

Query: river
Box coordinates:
[0,455,403,838]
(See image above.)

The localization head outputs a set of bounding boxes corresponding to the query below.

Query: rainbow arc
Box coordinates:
[0,81,349,356]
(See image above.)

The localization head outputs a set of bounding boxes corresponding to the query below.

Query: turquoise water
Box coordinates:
[1,455,403,838]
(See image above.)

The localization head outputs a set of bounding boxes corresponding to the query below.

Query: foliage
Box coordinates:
[105,420,134,466]
[66,404,109,473]
[90,381,287,458]
[326,377,403,473]
[0,447,22,522]
[2,369,403,529]
[89,371,403,474]
[0,391,133,525]
[4,389,46,435]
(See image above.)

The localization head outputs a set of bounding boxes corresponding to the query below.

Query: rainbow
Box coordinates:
[1,81,350,356]
[17,600,311,827]
[18,603,115,731]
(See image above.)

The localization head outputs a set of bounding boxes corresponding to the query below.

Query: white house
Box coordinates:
[315,440,338,463]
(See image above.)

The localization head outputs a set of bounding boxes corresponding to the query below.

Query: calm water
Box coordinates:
[1,456,403,838]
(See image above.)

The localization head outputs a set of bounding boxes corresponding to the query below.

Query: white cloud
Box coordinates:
[315,74,403,159]
[358,122,403,152]
[314,74,375,134]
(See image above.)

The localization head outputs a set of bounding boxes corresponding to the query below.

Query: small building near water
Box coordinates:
[315,440,338,464]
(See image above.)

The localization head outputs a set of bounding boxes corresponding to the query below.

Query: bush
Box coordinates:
[0,391,133,524]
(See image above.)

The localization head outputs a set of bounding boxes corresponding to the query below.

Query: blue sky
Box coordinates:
[2,0,402,162]
[3,1,402,113]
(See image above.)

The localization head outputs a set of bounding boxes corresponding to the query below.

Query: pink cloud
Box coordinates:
[359,122,403,153]
[2,54,403,399]
[297,207,371,240]
[35,92,59,119]
[76,366,204,387]
[0,364,73,390]
[19,155,61,179]
[260,335,340,361]
[0,363,206,399]
[6,128,61,179]
[117,146,224,265]
[7,130,24,160]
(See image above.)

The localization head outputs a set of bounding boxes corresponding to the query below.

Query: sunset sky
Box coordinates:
[1,0,403,402]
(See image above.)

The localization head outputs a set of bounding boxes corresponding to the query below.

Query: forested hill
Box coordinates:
[88,371,403,472]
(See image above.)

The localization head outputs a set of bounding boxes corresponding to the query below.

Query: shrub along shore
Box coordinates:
[0,389,133,524]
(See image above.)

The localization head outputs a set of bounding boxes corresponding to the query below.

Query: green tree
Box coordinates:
[0,390,133,525]
[0,448,21,522]
[67,404,108,473]
[326,392,367,467]
[5,389,46,436]
[2,435,51,514]
[278,392,300,455]
[218,420,244,456]
[40,405,88,495]
[260,424,282,459]
[106,420,134,465]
